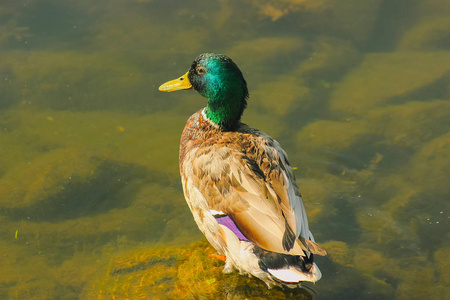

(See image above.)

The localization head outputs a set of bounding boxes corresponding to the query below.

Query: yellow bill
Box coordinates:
[159,71,193,92]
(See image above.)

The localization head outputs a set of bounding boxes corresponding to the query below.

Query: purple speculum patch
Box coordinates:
[215,215,249,242]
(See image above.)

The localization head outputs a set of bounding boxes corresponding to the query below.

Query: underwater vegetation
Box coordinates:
[84,241,314,299]
[0,0,449,299]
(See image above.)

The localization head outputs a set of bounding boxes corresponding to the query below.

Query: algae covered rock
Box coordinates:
[85,241,314,299]
[1,51,146,111]
[1,109,185,177]
[251,75,311,116]
[246,0,383,42]
[395,264,442,300]
[406,0,450,22]
[434,247,450,289]
[85,244,185,299]
[0,106,198,299]
[296,36,360,80]
[0,148,101,210]
[330,52,450,115]
[406,133,450,193]
[227,37,307,78]
[0,108,188,215]
[321,240,352,267]
[0,178,198,299]
[297,174,355,225]
[366,100,450,150]
[297,119,367,151]
[397,17,450,51]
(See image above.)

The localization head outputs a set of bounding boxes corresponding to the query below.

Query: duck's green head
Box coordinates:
[159,53,248,130]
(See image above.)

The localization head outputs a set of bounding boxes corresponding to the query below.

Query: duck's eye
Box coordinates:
[196,66,206,75]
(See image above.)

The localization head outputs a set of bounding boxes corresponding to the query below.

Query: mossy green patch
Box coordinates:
[0,181,199,299]
[296,36,360,80]
[367,100,450,149]
[1,109,185,177]
[330,52,450,115]
[298,174,355,223]
[85,241,314,299]
[228,37,306,68]
[407,133,450,193]
[248,0,383,42]
[1,51,145,111]
[321,240,352,267]
[297,119,367,150]
[252,75,310,116]
[397,17,450,51]
[434,248,450,288]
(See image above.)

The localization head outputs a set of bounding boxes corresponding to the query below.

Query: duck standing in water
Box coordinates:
[159,53,326,287]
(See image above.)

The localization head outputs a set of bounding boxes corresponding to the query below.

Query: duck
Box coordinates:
[159,53,326,287]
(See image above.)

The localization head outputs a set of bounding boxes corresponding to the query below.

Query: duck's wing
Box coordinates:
[183,132,326,257]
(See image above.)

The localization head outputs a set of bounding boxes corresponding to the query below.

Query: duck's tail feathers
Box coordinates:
[267,263,322,283]
[254,246,322,284]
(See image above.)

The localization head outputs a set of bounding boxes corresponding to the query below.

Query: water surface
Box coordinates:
[0,0,449,299]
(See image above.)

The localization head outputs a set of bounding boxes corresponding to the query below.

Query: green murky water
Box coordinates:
[0,0,449,299]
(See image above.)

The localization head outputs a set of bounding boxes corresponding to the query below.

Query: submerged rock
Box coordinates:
[84,240,315,299]
[330,52,450,115]
[397,17,450,51]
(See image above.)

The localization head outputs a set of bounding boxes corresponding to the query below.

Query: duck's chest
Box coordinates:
[179,110,222,167]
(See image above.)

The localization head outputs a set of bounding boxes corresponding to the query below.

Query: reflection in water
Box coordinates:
[0,0,449,299]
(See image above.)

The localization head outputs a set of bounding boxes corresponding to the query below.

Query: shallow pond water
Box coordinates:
[0,0,449,299]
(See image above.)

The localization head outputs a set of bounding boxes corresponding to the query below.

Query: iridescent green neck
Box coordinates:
[204,92,246,130]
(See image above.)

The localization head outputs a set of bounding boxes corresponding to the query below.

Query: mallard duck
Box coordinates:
[159,53,326,287]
